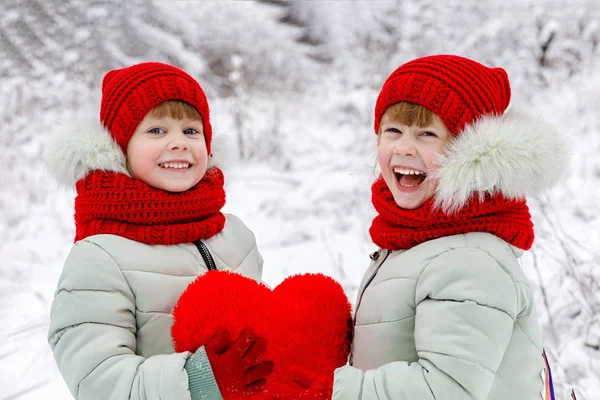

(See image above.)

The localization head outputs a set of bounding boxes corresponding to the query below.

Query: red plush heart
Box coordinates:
[171,271,353,398]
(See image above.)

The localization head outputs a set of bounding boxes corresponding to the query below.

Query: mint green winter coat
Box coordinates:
[43,118,262,400]
[331,108,570,400]
[333,232,545,399]
[47,214,263,400]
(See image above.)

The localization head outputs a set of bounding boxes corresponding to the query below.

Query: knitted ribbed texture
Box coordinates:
[184,347,223,400]
[369,178,534,251]
[100,62,213,154]
[374,54,511,135]
[74,168,226,245]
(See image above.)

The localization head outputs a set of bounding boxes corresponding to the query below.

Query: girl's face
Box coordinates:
[378,112,452,209]
[126,114,208,192]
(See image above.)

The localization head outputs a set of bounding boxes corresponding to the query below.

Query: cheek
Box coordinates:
[128,144,160,174]
[377,143,391,170]
[423,144,446,171]
[193,144,208,166]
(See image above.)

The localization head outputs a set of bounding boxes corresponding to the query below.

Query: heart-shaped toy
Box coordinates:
[171,270,353,398]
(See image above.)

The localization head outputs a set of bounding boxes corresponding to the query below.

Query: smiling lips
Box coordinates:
[158,162,192,169]
[393,166,427,188]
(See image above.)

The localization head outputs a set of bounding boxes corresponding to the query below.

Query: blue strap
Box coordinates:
[543,349,556,400]
[543,349,578,400]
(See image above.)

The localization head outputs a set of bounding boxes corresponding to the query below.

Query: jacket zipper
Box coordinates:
[349,249,389,366]
[355,249,390,313]
[194,240,217,271]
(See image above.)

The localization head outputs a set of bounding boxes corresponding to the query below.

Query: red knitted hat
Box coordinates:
[374,55,511,135]
[100,62,213,154]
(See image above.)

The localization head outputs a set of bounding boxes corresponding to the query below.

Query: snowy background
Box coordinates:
[1,1,599,399]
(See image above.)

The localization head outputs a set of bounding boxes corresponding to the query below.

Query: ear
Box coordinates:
[44,118,130,186]
[433,107,571,214]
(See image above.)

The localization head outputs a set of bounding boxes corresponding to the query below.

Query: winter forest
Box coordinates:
[1,0,599,399]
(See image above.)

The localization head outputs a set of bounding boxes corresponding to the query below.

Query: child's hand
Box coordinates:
[265,367,333,400]
[206,328,274,397]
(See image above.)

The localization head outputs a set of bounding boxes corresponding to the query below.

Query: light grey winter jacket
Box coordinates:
[333,232,545,400]
[48,213,263,400]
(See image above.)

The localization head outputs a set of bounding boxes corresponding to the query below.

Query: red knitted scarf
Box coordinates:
[369,178,534,251]
[74,168,226,245]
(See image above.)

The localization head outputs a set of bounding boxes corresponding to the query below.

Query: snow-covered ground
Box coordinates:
[1,1,599,399]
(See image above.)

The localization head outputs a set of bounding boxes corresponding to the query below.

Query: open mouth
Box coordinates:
[393,167,427,188]
[158,162,192,169]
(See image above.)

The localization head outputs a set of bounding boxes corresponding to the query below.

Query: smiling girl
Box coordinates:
[377,102,452,210]
[282,55,569,400]
[44,62,272,400]
[330,54,570,400]
[125,101,210,193]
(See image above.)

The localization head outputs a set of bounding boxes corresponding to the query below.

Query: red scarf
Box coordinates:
[369,178,534,251]
[74,168,226,245]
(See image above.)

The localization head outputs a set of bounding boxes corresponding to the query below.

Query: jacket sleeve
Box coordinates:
[209,213,264,282]
[47,239,218,400]
[333,248,519,400]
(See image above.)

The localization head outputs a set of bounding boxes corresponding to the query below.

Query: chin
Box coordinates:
[392,196,427,210]
[164,186,191,193]
[389,181,434,210]
[149,181,194,193]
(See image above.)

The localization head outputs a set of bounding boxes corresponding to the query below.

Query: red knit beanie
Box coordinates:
[374,54,511,135]
[100,62,213,154]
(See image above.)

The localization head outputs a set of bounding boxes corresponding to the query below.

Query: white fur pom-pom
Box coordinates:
[207,133,233,170]
[433,107,571,214]
[43,119,129,186]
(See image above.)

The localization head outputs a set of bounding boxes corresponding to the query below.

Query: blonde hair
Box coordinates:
[376,101,436,145]
[148,100,202,120]
[378,102,434,132]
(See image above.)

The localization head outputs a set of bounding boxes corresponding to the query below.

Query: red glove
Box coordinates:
[206,328,274,398]
[265,368,333,400]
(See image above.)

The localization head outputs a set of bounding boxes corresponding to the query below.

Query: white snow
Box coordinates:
[1,1,599,399]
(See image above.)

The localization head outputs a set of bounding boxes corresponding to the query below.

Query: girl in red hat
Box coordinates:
[45,62,272,400]
[282,55,569,400]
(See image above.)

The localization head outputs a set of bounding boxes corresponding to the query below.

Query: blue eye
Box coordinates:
[148,127,165,134]
[183,128,201,135]
[384,127,401,135]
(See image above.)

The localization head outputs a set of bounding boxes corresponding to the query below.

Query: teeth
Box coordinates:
[160,162,190,169]
[393,167,425,175]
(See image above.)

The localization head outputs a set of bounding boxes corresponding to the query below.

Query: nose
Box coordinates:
[393,136,417,157]
[168,134,189,152]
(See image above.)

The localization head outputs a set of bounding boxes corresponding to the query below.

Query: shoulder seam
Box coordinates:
[79,238,136,299]
[416,247,519,317]
[236,242,258,271]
